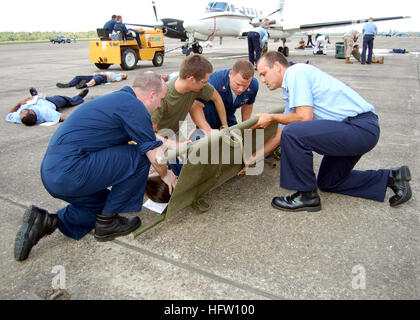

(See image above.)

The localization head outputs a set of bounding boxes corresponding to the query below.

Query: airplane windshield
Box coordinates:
[205,2,228,12]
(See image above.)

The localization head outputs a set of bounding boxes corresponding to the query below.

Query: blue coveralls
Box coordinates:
[40,86,162,240]
[68,75,108,87]
[199,69,258,129]
[114,22,142,48]
[279,64,389,202]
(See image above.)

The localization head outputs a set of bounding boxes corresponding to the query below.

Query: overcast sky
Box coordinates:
[1,0,418,32]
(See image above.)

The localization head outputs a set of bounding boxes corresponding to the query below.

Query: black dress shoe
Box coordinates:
[94,214,141,242]
[271,190,321,212]
[14,205,61,261]
[388,166,412,207]
[76,80,87,89]
[78,88,89,99]
[29,87,38,96]
[56,82,70,88]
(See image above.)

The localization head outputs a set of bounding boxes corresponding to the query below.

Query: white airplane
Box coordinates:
[139,0,410,56]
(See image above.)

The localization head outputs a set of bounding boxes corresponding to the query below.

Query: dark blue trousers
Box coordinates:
[45,95,84,110]
[68,75,107,87]
[128,29,142,48]
[280,112,389,202]
[41,144,151,240]
[361,35,374,64]
[247,32,261,65]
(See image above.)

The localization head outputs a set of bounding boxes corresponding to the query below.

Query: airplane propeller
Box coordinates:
[126,1,188,41]
[152,1,159,23]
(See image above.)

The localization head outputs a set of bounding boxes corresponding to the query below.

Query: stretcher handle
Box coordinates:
[155,106,284,164]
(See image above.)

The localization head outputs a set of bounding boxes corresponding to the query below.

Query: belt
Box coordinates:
[347,111,378,121]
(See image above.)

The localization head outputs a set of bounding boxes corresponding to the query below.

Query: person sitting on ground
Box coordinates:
[352,44,384,64]
[56,72,127,89]
[295,38,306,50]
[5,88,88,126]
[113,15,143,48]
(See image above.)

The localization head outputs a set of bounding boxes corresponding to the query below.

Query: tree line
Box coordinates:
[0,31,98,43]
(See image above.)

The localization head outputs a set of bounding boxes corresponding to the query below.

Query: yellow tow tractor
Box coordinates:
[90,28,165,70]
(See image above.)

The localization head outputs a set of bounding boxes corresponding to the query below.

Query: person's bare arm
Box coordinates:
[210,90,228,128]
[241,104,253,122]
[9,97,32,113]
[238,127,282,176]
[146,147,178,195]
[250,106,314,129]
[189,100,213,135]
[59,114,68,122]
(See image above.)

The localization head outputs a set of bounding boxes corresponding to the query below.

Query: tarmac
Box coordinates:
[0,35,418,300]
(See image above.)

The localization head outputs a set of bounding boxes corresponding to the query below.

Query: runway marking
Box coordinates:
[114,239,284,300]
[208,54,249,60]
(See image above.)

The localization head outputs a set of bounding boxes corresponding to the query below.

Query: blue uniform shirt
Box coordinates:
[113,22,129,34]
[47,86,161,154]
[199,69,258,129]
[6,96,61,124]
[105,72,122,82]
[363,21,378,35]
[280,64,375,126]
[254,27,269,48]
[103,19,116,32]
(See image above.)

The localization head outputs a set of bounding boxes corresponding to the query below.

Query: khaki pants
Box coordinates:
[343,36,354,58]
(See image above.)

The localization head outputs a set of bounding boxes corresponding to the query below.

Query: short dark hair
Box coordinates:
[232,60,254,80]
[179,54,213,81]
[145,175,171,203]
[112,15,117,19]
[21,112,37,126]
[259,51,289,68]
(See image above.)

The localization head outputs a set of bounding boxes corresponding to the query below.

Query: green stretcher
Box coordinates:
[131,106,284,239]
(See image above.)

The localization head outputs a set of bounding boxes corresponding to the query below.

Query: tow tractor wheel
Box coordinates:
[193,44,203,54]
[120,48,138,70]
[152,52,164,67]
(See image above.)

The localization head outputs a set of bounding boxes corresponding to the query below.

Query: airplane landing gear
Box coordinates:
[182,42,203,56]
[277,46,289,57]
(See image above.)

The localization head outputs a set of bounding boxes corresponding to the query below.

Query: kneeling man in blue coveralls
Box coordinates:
[242,51,412,212]
[14,72,178,261]
[189,60,258,137]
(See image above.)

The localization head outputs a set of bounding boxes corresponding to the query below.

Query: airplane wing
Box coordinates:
[280,16,410,34]
[298,16,410,30]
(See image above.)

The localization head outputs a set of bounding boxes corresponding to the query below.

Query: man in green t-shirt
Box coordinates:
[152,54,228,136]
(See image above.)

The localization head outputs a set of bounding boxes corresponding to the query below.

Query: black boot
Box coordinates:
[75,80,87,89]
[94,214,141,242]
[271,190,321,212]
[14,205,61,261]
[78,88,89,99]
[29,87,38,96]
[388,166,412,207]
[56,83,70,88]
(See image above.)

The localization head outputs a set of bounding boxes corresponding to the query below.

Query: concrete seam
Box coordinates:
[113,239,284,300]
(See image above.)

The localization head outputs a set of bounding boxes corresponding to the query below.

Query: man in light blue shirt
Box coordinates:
[361,17,378,64]
[247,25,269,66]
[6,89,88,126]
[241,51,412,212]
